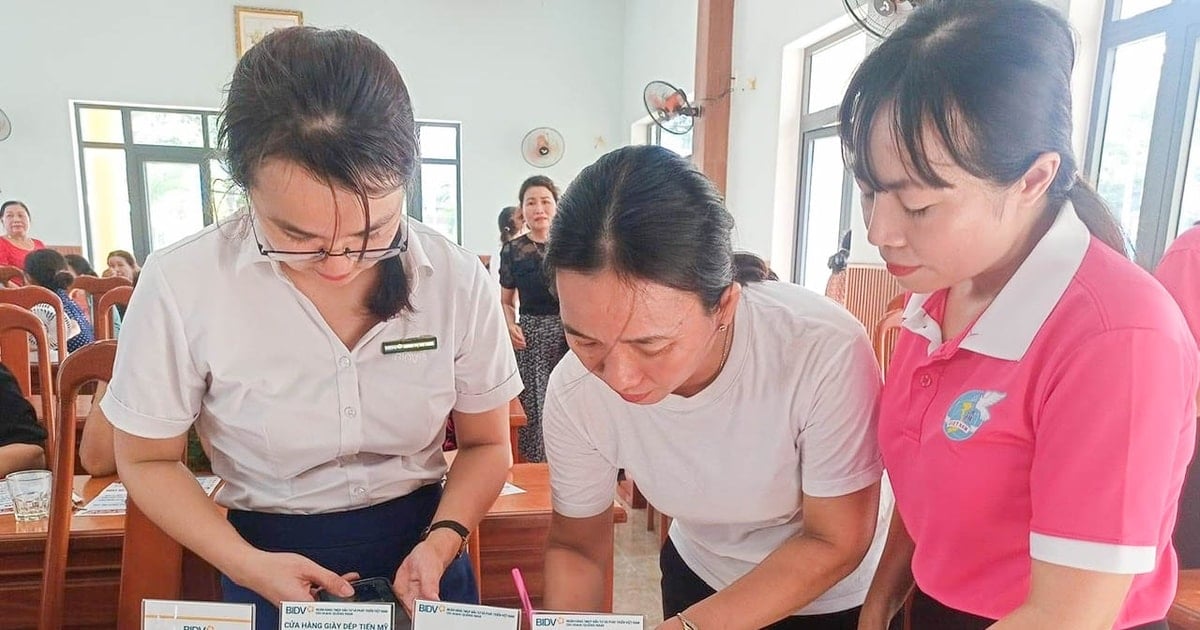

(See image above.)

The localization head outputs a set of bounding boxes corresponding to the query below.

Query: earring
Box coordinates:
[718,324,728,332]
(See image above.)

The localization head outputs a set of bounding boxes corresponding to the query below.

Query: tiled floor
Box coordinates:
[611,502,665,625]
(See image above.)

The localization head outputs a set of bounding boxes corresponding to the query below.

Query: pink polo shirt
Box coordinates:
[879,205,1198,627]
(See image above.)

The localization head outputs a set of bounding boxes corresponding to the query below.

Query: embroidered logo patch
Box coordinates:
[943,390,1007,441]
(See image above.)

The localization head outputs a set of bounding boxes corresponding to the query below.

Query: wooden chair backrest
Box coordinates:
[0,285,69,365]
[39,340,116,630]
[840,264,903,331]
[872,294,907,378]
[95,286,134,341]
[71,275,131,300]
[0,303,55,449]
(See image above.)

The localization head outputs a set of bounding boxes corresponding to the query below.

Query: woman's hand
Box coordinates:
[233,549,355,606]
[507,323,527,350]
[393,532,460,613]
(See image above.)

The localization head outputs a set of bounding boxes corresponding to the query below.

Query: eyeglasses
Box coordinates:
[251,213,409,264]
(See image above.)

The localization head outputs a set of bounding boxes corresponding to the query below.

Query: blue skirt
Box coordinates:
[221,483,478,630]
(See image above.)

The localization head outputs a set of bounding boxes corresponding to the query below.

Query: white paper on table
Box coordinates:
[531,612,645,629]
[412,600,519,629]
[76,481,127,516]
[499,482,525,497]
[78,476,221,516]
[0,484,12,515]
[142,599,253,629]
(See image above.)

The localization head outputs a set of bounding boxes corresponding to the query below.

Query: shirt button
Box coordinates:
[344,407,357,417]
[354,487,366,496]
[919,374,933,387]
[338,357,351,368]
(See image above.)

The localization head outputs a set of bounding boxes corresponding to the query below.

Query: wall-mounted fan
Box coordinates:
[521,127,565,168]
[644,81,700,136]
[842,0,928,38]
[0,109,11,142]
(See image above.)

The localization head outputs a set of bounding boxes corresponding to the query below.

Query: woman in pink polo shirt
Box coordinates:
[844,1,1197,629]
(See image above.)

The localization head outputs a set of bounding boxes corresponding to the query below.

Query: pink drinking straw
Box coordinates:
[511,567,535,627]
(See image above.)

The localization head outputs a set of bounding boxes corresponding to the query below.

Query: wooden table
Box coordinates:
[1172,569,1200,628]
[0,464,626,628]
[0,476,123,629]
[475,462,627,610]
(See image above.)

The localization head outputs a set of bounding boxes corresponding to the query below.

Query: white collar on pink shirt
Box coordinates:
[901,201,1092,361]
[230,212,435,292]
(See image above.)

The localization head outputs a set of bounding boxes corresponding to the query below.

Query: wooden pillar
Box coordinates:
[693,0,735,192]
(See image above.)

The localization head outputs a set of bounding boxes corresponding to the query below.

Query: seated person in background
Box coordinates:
[0,362,46,476]
[0,201,46,286]
[25,249,95,357]
[1154,221,1200,569]
[105,249,139,281]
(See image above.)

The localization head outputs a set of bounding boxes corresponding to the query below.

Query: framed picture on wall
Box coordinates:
[234,6,303,57]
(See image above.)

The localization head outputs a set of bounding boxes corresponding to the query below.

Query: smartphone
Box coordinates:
[317,577,411,629]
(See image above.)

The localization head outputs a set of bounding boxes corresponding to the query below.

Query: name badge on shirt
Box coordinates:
[531,612,645,628]
[382,335,438,355]
[280,601,394,629]
[411,600,519,629]
[141,600,254,629]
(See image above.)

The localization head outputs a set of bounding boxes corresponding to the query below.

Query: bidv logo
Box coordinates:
[283,604,316,615]
[535,617,568,627]
[416,603,447,615]
[180,626,215,630]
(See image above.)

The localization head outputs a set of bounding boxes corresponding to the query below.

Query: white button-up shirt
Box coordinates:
[102,215,522,514]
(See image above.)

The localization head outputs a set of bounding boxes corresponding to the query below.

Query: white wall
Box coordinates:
[0,0,625,257]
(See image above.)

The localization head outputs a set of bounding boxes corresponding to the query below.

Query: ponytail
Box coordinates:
[732,252,778,284]
[1065,174,1127,256]
[51,271,74,292]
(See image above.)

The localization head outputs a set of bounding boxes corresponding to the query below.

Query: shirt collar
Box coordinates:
[902,202,1092,361]
[232,212,435,291]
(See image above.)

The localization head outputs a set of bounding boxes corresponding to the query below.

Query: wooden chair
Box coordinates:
[95,285,133,341]
[509,398,526,464]
[872,294,906,378]
[0,264,24,285]
[1172,569,1200,628]
[0,285,69,366]
[833,264,904,332]
[39,340,116,630]
[71,275,131,299]
[0,303,55,455]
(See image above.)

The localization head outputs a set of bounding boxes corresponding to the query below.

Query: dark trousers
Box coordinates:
[660,538,862,629]
[221,483,477,630]
[909,588,1169,630]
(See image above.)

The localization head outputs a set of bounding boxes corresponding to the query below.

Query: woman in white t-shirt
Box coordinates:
[540,145,890,629]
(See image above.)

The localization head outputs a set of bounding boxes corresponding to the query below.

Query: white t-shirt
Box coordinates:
[102,214,523,513]
[544,281,890,615]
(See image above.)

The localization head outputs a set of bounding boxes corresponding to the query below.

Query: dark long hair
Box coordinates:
[220,27,419,317]
[498,206,520,244]
[838,0,1125,253]
[544,145,771,311]
[65,254,97,277]
[25,249,74,292]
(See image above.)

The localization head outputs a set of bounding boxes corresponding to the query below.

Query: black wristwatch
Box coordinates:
[420,519,470,558]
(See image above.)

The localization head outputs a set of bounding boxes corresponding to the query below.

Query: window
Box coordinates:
[74,103,231,264]
[792,27,870,293]
[1086,0,1200,267]
[645,121,694,158]
[412,122,463,244]
[75,108,464,262]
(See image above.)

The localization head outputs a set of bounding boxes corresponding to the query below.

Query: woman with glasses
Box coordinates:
[101,28,521,629]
